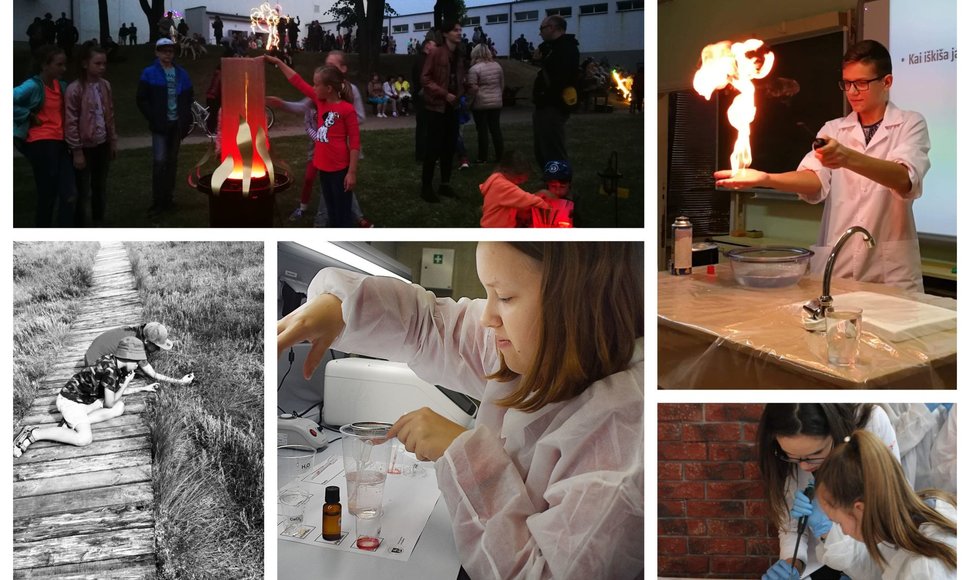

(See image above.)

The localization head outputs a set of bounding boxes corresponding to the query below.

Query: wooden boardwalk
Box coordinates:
[14,242,157,579]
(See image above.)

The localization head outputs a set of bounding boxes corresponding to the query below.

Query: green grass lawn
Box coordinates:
[13,242,100,423]
[127,242,263,580]
[13,113,643,228]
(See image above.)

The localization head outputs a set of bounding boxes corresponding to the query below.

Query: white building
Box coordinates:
[15,0,642,66]
[14,1,336,46]
[344,0,645,67]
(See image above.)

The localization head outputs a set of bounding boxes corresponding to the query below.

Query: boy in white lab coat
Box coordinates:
[715,40,931,293]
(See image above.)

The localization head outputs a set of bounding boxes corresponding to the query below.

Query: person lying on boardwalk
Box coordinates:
[13,336,192,457]
[84,321,196,388]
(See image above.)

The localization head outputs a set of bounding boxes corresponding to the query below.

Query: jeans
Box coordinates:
[316,168,352,227]
[74,142,111,225]
[422,107,459,190]
[533,106,569,170]
[151,121,182,208]
[23,139,76,227]
[472,108,503,163]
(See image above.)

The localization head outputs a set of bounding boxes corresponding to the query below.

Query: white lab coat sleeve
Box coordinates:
[306,268,494,399]
[864,405,901,462]
[885,112,930,201]
[815,523,882,580]
[795,122,836,204]
[436,385,644,579]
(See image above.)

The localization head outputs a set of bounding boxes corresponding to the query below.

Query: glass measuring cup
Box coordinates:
[340,422,393,549]
[278,444,317,488]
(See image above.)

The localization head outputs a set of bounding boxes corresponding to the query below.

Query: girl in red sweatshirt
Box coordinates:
[265,55,360,227]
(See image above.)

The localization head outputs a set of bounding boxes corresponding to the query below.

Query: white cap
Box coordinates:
[156,38,176,48]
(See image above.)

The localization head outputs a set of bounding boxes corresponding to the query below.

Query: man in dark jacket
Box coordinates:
[420,20,465,202]
[136,38,193,215]
[532,15,580,170]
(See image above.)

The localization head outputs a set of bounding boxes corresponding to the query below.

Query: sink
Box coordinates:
[822,291,956,342]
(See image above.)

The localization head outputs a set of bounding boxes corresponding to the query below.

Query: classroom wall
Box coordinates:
[391,242,486,299]
[658,404,772,579]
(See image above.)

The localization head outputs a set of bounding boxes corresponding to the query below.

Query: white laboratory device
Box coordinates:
[277,415,331,449]
[323,358,477,429]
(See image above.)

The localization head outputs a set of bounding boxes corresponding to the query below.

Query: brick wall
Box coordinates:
[658,404,774,578]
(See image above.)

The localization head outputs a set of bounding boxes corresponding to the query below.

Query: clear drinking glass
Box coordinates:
[826,308,863,366]
[340,422,393,549]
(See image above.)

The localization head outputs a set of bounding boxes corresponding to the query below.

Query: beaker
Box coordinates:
[278,487,312,523]
[278,444,317,488]
[340,422,393,549]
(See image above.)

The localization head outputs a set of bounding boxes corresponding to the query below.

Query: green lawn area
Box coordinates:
[14,41,642,228]
[14,113,643,228]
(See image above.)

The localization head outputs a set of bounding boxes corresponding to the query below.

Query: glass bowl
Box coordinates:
[725,246,814,289]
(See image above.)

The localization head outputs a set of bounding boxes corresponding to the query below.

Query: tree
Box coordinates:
[98,0,110,45]
[139,0,166,42]
[326,0,398,76]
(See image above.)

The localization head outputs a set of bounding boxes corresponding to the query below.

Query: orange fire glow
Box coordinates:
[612,71,633,102]
[222,58,269,178]
[693,39,774,176]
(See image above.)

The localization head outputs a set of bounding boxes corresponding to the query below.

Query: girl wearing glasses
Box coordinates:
[814,430,956,579]
[757,404,899,580]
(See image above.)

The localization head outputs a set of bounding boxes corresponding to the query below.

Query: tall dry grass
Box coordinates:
[126,242,264,580]
[13,242,100,424]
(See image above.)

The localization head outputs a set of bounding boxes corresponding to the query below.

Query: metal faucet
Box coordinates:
[815,226,876,316]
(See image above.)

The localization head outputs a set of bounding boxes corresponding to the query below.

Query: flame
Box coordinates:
[612,71,633,102]
[251,3,287,51]
[693,39,775,176]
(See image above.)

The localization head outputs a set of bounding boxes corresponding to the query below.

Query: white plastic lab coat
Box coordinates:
[780,406,899,577]
[881,499,957,580]
[308,268,645,579]
[797,102,931,293]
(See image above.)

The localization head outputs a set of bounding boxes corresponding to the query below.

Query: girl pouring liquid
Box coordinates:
[758,404,899,580]
[814,430,956,580]
[277,242,644,579]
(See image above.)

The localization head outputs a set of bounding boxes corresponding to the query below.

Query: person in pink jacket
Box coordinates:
[277,242,644,579]
[65,43,118,226]
[479,151,549,228]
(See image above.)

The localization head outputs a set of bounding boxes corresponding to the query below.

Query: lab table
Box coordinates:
[657,269,956,388]
[277,440,461,580]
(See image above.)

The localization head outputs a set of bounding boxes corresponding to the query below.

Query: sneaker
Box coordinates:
[421,186,441,203]
[392,112,398,117]
[13,426,35,458]
[288,207,306,221]
[458,160,470,171]
[357,217,375,228]
[438,184,457,198]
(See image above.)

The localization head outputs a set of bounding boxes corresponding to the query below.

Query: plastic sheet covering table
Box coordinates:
[657,269,956,389]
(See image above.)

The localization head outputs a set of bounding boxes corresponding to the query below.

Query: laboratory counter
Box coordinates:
[657,268,956,389]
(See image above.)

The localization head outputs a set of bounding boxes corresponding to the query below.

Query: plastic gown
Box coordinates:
[308,268,645,579]
[780,406,898,577]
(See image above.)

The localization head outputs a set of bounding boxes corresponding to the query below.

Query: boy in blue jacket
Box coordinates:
[136,38,193,215]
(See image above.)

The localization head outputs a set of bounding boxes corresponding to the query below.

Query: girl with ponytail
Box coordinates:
[814,429,956,579]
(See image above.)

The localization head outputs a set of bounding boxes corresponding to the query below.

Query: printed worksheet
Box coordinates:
[278,442,441,562]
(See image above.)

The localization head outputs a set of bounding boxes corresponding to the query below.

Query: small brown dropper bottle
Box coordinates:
[322,485,342,541]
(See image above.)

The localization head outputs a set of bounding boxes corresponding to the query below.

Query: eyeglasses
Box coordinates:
[539,24,553,31]
[838,76,886,92]
[774,448,828,464]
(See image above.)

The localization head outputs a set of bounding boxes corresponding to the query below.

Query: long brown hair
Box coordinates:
[815,429,956,570]
[487,242,643,412]
[757,404,874,529]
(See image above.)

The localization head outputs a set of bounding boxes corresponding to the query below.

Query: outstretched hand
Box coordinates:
[714,168,768,189]
[813,136,851,169]
[180,373,195,385]
[277,293,346,379]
